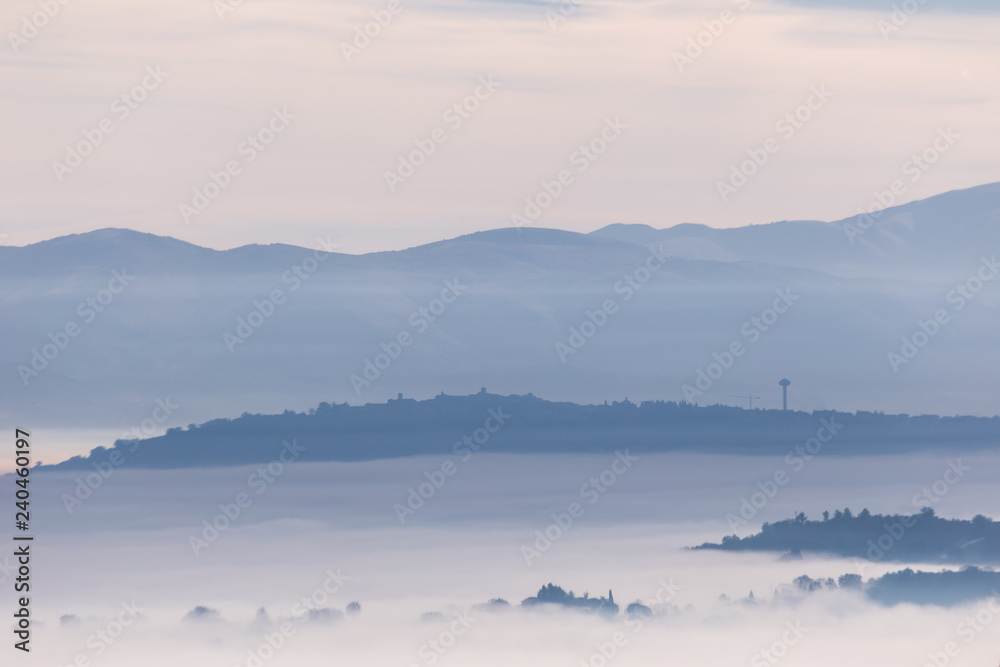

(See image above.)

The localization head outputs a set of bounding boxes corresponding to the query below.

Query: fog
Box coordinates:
[6,190,1000,444]
[6,0,999,663]
[8,450,1000,665]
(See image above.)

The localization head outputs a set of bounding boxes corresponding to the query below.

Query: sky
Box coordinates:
[1,0,999,254]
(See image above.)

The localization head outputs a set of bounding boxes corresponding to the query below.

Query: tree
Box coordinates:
[626,602,652,617]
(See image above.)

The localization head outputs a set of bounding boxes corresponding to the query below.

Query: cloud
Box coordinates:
[14,451,1000,664]
[775,0,1000,13]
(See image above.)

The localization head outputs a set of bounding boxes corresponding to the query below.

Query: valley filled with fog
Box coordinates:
[11,449,1000,666]
[6,0,1000,662]
[4,184,1000,446]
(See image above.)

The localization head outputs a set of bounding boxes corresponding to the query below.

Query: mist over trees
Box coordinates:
[773,567,1000,607]
[521,584,619,615]
[696,509,1000,565]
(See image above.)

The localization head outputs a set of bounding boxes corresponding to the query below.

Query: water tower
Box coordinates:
[779,379,791,411]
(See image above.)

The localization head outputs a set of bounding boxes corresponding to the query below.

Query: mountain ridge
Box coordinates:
[590,182,1000,278]
[7,181,999,265]
[37,391,1000,471]
[5,182,1000,427]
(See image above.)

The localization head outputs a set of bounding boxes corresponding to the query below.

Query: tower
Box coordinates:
[779,379,790,411]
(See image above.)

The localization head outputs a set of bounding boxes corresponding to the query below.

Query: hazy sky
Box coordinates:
[2,0,998,253]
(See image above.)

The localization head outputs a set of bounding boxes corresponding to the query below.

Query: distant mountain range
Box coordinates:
[3,183,1000,434]
[592,182,1000,280]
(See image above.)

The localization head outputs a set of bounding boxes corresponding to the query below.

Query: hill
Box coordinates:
[5,183,1000,427]
[590,182,1000,280]
[695,508,1000,565]
[40,393,1000,470]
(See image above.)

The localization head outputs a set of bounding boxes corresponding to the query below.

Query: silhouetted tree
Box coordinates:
[626,602,652,617]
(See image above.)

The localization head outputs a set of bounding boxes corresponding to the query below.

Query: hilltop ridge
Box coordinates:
[41,391,1000,471]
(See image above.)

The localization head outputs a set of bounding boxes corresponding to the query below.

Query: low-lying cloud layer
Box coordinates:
[6,451,1000,664]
